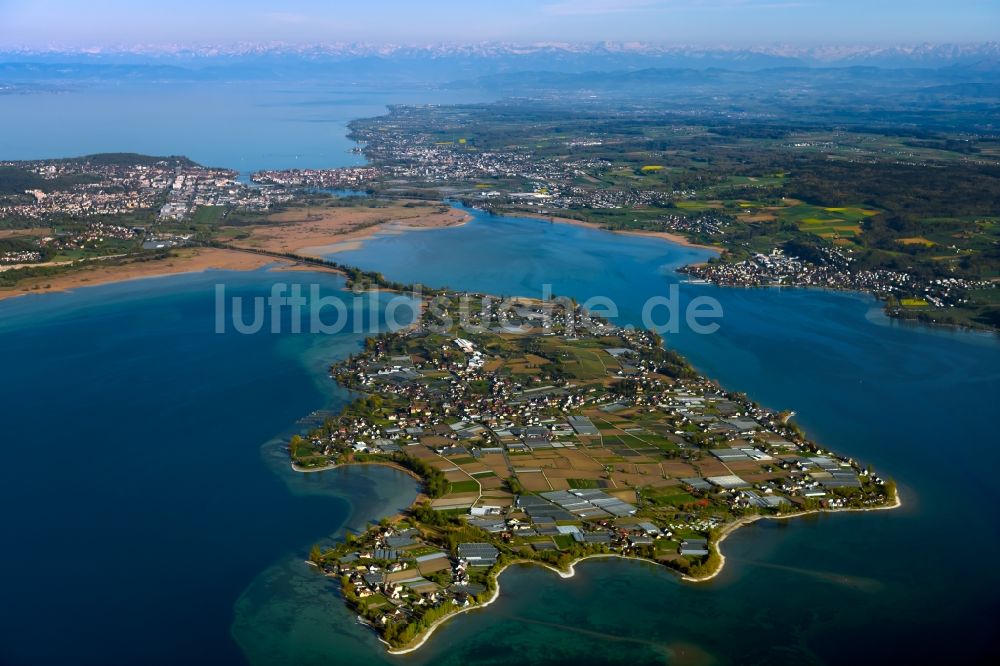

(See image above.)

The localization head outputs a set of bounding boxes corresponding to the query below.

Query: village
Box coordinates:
[0,155,296,223]
[251,165,381,190]
[680,248,993,309]
[332,104,1000,330]
[295,292,896,650]
[0,154,302,273]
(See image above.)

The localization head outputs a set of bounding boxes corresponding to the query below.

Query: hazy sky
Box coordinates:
[1,0,996,48]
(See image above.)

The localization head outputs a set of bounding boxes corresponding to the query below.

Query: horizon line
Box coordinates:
[1,39,997,54]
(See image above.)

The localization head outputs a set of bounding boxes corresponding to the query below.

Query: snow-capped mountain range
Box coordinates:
[2,41,998,69]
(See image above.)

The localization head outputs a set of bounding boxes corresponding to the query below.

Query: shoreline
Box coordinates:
[387,495,904,655]
[293,460,430,524]
[291,459,424,486]
[0,204,471,303]
[272,204,472,258]
[305,205,721,256]
[508,211,722,252]
[380,555,602,656]
[680,277,1000,336]
[300,214,473,257]
[385,494,904,654]
[682,489,903,584]
[506,211,995,335]
[293,453,902,655]
[0,247,312,302]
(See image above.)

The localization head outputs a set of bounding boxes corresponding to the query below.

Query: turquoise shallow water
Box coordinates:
[1,209,998,665]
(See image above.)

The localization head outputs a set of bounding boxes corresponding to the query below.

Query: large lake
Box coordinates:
[0,81,493,171]
[1,84,998,664]
[1,213,993,664]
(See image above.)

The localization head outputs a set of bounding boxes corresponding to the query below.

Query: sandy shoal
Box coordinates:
[0,247,298,301]
[237,203,471,257]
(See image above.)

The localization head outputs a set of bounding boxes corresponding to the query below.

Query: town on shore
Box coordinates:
[2,96,997,331]
[291,290,897,651]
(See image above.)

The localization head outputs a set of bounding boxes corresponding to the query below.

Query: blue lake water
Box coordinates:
[313,206,999,663]
[0,271,418,665]
[0,82,494,171]
[1,82,998,663]
[1,210,997,665]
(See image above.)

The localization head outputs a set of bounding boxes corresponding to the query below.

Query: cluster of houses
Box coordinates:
[157,166,294,221]
[300,296,889,578]
[327,525,500,627]
[0,248,42,266]
[342,108,732,218]
[251,166,380,189]
[325,305,616,453]
[0,156,298,230]
[0,221,144,268]
[682,248,993,309]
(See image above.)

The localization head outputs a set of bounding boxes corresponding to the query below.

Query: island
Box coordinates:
[291,290,898,653]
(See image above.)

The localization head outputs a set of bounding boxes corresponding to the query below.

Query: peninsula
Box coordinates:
[292,290,898,653]
[0,153,468,300]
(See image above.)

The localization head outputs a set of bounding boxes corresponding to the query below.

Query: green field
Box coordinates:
[674,200,719,211]
[654,539,679,554]
[644,487,699,507]
[446,479,481,495]
[778,203,878,241]
[552,534,576,549]
[190,205,227,226]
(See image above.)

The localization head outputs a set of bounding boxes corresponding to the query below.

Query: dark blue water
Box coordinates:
[1,210,998,664]
[303,206,1000,663]
[0,270,418,665]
